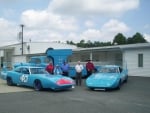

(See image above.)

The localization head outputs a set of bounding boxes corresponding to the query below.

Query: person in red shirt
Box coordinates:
[46,63,54,74]
[86,60,95,77]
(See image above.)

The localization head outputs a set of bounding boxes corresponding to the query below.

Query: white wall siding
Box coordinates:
[6,42,77,67]
[0,50,4,57]
[124,48,150,77]
[8,42,77,55]
[13,44,23,55]
[26,42,77,54]
[12,56,27,65]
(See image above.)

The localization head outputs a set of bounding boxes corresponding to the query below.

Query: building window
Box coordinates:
[138,54,143,67]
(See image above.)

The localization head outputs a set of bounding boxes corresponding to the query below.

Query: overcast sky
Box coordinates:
[0,0,150,46]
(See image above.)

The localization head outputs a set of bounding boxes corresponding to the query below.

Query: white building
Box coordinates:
[0,42,150,77]
[0,42,77,68]
[69,43,150,77]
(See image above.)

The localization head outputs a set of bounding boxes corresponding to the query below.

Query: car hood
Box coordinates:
[86,73,119,85]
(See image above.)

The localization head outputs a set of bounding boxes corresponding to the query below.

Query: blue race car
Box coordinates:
[6,66,75,91]
[86,65,128,90]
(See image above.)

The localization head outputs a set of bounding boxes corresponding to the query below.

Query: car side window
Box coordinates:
[22,68,30,74]
[15,68,21,73]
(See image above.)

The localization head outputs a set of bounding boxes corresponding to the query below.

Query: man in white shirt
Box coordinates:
[75,61,84,86]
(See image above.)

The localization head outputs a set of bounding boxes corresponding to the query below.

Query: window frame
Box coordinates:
[138,53,143,67]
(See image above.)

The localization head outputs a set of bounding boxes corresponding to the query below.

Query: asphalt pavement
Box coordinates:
[0,76,150,113]
[0,79,33,93]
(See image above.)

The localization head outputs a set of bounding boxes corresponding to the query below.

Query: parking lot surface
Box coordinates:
[0,76,150,113]
[0,79,33,93]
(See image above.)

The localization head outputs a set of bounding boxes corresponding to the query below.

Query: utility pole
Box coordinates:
[20,24,24,55]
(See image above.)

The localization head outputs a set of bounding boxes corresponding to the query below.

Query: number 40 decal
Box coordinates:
[20,75,28,82]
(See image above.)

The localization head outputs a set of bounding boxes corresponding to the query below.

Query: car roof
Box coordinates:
[16,66,44,69]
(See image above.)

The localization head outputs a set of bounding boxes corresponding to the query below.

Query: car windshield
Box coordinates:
[30,68,48,74]
[99,67,119,73]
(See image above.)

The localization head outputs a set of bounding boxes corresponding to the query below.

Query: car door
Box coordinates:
[10,67,23,84]
[19,67,30,86]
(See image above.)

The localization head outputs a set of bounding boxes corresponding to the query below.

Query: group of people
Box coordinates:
[46,59,95,86]
[46,61,69,76]
[75,60,95,86]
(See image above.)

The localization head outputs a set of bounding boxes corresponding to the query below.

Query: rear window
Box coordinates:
[30,68,48,74]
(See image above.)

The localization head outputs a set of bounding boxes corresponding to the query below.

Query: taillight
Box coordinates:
[56,79,72,85]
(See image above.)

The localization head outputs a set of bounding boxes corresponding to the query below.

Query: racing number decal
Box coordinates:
[20,74,28,83]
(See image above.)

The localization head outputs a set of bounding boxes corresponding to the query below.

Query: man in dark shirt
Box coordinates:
[46,63,54,74]
[86,60,95,77]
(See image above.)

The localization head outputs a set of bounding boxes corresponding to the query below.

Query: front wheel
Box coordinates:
[6,77,14,86]
[34,80,43,91]
[116,80,121,90]
[89,87,94,91]
[124,75,128,83]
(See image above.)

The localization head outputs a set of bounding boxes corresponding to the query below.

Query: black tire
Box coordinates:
[116,80,121,90]
[89,87,94,91]
[124,75,128,83]
[6,77,14,86]
[34,80,43,91]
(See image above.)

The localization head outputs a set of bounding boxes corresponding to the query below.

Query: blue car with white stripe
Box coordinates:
[86,65,128,90]
[6,66,75,91]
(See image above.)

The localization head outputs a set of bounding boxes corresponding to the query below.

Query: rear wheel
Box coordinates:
[34,80,43,91]
[6,77,14,86]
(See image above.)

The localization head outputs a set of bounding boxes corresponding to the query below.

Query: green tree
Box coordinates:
[86,40,93,47]
[131,32,147,43]
[66,40,75,45]
[66,32,147,48]
[126,37,134,44]
[77,40,86,47]
[113,33,127,45]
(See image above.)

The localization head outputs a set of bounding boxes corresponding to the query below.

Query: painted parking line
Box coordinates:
[0,79,33,94]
